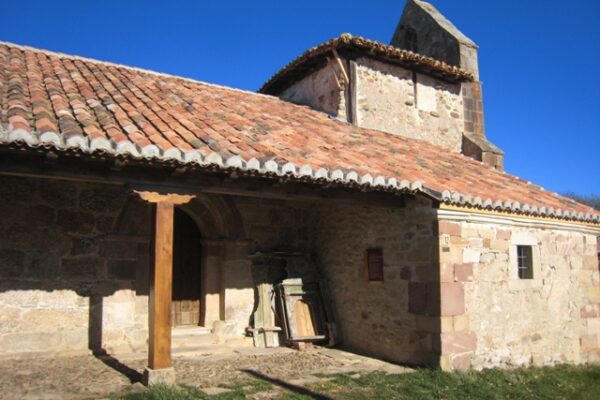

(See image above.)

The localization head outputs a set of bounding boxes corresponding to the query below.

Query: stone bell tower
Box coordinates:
[391,0,504,169]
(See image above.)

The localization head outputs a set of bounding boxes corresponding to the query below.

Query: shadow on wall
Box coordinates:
[0,176,249,364]
[0,177,152,354]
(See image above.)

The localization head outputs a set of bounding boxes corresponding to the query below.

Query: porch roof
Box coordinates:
[0,42,598,224]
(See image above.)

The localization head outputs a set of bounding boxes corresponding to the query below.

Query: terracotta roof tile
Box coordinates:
[0,41,598,224]
[260,34,474,95]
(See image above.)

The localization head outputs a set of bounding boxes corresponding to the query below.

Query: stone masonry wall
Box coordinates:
[353,57,464,152]
[0,176,152,357]
[279,58,347,119]
[314,197,440,366]
[437,216,600,370]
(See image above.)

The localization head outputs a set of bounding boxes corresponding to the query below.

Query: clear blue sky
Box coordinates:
[2,0,599,195]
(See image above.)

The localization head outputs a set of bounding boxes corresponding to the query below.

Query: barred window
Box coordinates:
[365,248,384,282]
[517,245,533,279]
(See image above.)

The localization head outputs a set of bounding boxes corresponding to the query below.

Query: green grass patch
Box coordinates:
[115,364,600,399]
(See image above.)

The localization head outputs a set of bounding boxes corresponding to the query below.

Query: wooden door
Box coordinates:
[171,208,202,326]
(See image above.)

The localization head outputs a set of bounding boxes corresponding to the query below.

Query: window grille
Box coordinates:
[517,245,533,279]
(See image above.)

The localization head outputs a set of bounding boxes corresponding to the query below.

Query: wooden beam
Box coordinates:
[0,151,410,208]
[135,190,195,205]
[139,192,194,370]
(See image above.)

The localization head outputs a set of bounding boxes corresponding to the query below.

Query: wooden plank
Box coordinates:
[148,201,175,370]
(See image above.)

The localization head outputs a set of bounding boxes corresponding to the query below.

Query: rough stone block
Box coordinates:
[451,352,472,370]
[409,282,439,316]
[415,264,440,283]
[0,176,35,203]
[587,287,600,302]
[490,239,509,251]
[583,256,599,270]
[0,249,26,278]
[61,258,103,279]
[79,187,128,213]
[440,316,453,332]
[57,210,95,235]
[581,334,599,352]
[440,331,477,354]
[588,318,600,335]
[143,367,176,386]
[100,240,139,260]
[415,315,440,332]
[496,229,511,240]
[440,263,454,283]
[453,314,470,331]
[439,355,452,371]
[107,260,137,280]
[71,238,98,256]
[454,263,473,282]
[581,304,600,319]
[439,221,461,236]
[38,180,78,208]
[440,282,465,316]
[462,248,481,264]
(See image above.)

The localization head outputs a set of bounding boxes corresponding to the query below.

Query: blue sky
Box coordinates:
[1,0,599,195]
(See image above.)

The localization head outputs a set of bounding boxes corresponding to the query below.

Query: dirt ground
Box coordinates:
[0,346,410,400]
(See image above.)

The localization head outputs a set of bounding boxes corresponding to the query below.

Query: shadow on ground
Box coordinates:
[242,368,332,400]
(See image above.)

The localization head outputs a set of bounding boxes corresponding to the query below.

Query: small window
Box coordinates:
[517,245,533,279]
[365,248,384,281]
[405,28,418,52]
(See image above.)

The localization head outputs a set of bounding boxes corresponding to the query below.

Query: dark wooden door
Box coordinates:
[171,208,202,326]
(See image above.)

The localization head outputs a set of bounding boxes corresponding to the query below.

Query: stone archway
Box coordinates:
[175,194,248,330]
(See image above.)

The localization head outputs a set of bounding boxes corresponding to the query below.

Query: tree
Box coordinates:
[562,193,600,210]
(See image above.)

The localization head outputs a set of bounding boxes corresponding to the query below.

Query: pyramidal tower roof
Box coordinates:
[408,0,476,47]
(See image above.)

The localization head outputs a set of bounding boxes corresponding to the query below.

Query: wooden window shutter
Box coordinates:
[365,248,384,281]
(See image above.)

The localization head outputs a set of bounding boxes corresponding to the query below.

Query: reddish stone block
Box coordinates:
[454,263,474,282]
[581,304,600,319]
[440,331,477,354]
[439,221,461,237]
[496,229,511,240]
[581,334,599,352]
[440,282,465,316]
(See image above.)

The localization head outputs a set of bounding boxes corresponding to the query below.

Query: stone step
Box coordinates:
[171,326,212,337]
[172,326,217,349]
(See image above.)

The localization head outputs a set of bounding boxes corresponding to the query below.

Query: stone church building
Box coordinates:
[0,0,598,383]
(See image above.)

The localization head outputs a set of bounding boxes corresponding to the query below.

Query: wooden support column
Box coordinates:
[135,191,194,385]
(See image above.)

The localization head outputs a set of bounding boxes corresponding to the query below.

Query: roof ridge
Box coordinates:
[0,40,276,101]
[259,33,473,93]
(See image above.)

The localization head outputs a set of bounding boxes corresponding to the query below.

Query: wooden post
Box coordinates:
[135,191,194,385]
[149,201,174,369]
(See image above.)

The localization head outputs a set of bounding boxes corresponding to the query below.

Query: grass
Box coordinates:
[115,364,600,399]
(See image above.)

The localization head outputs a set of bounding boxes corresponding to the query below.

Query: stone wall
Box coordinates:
[0,176,151,357]
[279,58,348,119]
[352,57,464,152]
[314,196,440,366]
[437,213,600,370]
[0,177,324,357]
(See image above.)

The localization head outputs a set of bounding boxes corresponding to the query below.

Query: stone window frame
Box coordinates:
[508,232,543,290]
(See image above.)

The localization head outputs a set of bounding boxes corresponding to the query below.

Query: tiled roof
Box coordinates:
[0,42,598,224]
[259,34,474,95]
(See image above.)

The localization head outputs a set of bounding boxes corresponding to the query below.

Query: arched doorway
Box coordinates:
[172,208,203,326]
